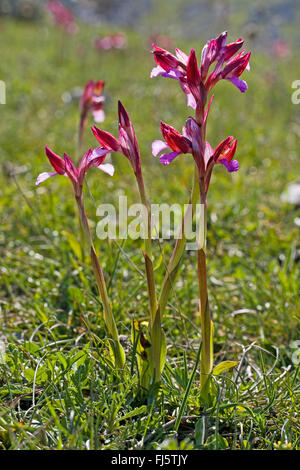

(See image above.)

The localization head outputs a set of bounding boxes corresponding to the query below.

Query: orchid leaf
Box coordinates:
[159,328,167,376]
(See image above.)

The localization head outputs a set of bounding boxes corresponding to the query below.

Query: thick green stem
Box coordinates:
[76,194,125,369]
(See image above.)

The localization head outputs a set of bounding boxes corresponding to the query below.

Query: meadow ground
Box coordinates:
[0,16,299,450]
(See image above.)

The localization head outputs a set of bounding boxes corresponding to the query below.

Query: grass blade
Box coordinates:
[174,342,202,432]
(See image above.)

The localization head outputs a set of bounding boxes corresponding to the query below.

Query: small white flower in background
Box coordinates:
[281,180,300,205]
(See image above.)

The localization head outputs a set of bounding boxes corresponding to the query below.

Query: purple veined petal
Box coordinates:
[219,158,239,172]
[161,69,183,79]
[150,65,165,78]
[159,151,181,165]
[36,172,58,186]
[227,77,248,93]
[186,92,197,109]
[88,147,110,164]
[151,65,183,80]
[152,140,169,157]
[84,148,111,181]
[98,163,115,176]
[93,108,105,123]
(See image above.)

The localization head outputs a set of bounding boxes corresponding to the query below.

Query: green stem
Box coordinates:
[75,194,125,369]
[136,172,162,383]
[197,187,213,394]
[157,164,199,319]
[137,165,199,385]
[136,173,157,319]
[76,112,87,259]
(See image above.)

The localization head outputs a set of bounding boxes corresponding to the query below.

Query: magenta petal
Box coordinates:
[91,126,120,152]
[152,140,169,157]
[45,146,65,174]
[118,101,131,128]
[79,148,92,170]
[159,151,181,165]
[64,153,78,184]
[36,172,57,186]
[219,158,239,172]
[227,77,248,93]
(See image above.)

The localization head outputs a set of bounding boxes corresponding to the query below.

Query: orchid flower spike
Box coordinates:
[152,119,238,193]
[36,146,114,197]
[46,0,77,34]
[91,100,141,175]
[94,33,127,52]
[151,32,251,110]
[80,80,106,124]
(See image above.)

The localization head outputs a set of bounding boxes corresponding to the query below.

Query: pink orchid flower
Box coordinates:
[91,101,141,175]
[151,31,251,109]
[150,45,196,108]
[36,146,114,197]
[94,33,127,52]
[272,38,291,59]
[46,1,77,35]
[152,119,238,193]
[80,80,106,124]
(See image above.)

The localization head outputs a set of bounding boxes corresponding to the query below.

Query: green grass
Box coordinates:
[0,14,299,450]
